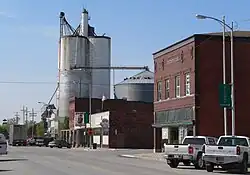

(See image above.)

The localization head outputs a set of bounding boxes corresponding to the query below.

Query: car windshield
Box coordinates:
[218,137,248,146]
[183,138,205,145]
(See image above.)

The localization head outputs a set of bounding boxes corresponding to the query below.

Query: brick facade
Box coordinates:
[69,97,154,148]
[153,32,250,138]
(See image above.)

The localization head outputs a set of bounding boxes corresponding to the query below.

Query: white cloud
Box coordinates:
[0,11,16,19]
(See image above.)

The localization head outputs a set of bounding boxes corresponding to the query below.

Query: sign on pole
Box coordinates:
[219,83,231,108]
[74,112,84,127]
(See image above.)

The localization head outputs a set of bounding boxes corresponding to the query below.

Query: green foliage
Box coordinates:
[36,122,44,137]
[63,116,69,129]
[0,125,8,133]
[27,125,37,137]
[0,124,8,139]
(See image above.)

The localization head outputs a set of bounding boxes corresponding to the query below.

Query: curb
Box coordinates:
[118,154,166,162]
[118,154,138,159]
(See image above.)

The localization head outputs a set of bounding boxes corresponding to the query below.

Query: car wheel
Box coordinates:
[167,160,179,168]
[240,154,248,174]
[206,163,214,172]
[194,153,204,169]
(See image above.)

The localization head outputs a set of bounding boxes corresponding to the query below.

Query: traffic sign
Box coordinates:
[88,128,93,135]
[219,83,231,108]
[84,112,89,124]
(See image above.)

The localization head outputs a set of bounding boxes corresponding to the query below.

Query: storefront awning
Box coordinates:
[152,121,193,128]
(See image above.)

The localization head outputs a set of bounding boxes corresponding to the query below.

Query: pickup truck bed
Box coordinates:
[164,136,217,169]
[165,144,204,168]
[203,136,250,174]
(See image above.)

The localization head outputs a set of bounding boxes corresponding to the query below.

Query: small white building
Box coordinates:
[90,111,109,146]
[47,113,59,137]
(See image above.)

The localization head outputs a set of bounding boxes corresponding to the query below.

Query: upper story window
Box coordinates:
[175,75,180,98]
[154,61,157,72]
[157,81,162,101]
[162,60,165,70]
[165,79,170,99]
[185,73,191,96]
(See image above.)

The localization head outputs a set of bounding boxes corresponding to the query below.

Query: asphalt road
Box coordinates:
[0,146,244,175]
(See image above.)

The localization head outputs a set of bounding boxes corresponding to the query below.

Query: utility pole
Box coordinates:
[25,107,30,130]
[21,106,26,124]
[14,112,20,124]
[29,108,37,138]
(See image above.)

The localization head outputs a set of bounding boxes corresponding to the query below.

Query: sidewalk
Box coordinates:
[71,147,117,151]
[119,152,165,162]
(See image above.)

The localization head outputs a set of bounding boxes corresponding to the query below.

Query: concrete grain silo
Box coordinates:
[58,36,91,118]
[56,9,111,119]
[89,36,111,99]
[114,70,154,103]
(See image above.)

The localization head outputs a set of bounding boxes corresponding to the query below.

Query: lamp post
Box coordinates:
[196,14,235,136]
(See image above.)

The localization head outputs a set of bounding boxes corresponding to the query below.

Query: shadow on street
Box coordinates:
[0,170,13,172]
[0,158,28,162]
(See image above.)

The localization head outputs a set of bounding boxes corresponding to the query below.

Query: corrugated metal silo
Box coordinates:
[89,36,111,99]
[58,36,91,118]
[114,70,154,103]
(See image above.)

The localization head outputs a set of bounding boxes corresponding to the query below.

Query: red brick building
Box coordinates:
[152,32,250,150]
[67,97,154,149]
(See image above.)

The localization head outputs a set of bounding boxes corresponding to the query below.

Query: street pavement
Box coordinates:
[0,146,244,175]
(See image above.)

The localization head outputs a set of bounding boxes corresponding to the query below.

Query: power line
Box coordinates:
[0,81,155,92]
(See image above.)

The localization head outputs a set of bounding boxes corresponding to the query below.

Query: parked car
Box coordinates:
[203,135,250,174]
[44,137,54,147]
[164,136,218,169]
[27,138,36,146]
[0,133,8,155]
[36,138,44,147]
[48,140,71,148]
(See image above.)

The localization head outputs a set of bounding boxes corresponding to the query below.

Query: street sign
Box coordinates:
[84,112,89,124]
[219,83,231,108]
[88,128,93,135]
[75,112,84,126]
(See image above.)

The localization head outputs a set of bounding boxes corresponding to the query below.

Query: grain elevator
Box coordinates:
[57,9,111,119]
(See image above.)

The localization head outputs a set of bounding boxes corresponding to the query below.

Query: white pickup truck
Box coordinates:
[203,135,250,173]
[164,136,217,169]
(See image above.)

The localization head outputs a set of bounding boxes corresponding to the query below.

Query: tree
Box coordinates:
[0,125,9,139]
[63,116,69,130]
[36,122,44,137]
[27,124,37,137]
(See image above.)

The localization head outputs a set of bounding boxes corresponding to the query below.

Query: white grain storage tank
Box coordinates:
[114,70,154,103]
[58,35,91,118]
[89,36,111,99]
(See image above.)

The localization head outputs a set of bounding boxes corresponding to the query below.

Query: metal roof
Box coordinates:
[116,70,154,85]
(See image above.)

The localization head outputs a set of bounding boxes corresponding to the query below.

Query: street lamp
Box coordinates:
[196,14,235,136]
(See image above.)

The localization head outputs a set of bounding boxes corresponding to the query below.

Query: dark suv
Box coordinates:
[48,140,71,148]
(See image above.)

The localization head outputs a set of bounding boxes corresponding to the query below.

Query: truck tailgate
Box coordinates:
[165,145,189,155]
[204,145,236,156]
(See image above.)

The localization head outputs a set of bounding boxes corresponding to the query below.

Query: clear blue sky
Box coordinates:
[1,0,250,122]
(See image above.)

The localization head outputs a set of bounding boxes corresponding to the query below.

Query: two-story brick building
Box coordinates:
[152,32,250,151]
